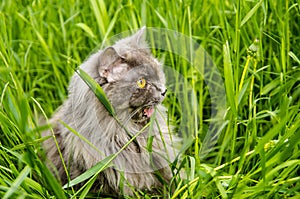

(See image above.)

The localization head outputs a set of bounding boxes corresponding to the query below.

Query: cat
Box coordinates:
[43,27,178,197]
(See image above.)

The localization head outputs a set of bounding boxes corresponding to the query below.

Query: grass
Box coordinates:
[1,0,300,198]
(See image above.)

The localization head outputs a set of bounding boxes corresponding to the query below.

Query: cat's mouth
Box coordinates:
[143,106,155,118]
[131,104,156,124]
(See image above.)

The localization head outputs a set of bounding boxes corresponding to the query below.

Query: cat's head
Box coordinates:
[96,28,167,124]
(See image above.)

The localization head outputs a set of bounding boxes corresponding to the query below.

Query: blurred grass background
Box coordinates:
[0,0,300,198]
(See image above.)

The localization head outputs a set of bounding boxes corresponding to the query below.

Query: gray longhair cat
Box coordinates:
[44,27,179,197]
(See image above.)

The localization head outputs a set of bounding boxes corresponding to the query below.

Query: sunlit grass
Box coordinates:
[1,0,300,198]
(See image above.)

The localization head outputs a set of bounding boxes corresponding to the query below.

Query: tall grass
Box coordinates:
[1,0,300,198]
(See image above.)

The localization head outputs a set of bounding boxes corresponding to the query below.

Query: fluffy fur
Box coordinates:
[44,28,178,197]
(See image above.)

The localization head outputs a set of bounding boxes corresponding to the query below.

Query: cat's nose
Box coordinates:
[161,89,167,96]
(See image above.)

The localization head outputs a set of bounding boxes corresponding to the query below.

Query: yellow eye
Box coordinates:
[137,78,146,88]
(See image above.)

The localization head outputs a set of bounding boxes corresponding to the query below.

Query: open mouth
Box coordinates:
[143,105,155,118]
[131,104,157,124]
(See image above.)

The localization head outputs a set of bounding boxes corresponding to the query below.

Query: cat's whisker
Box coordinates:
[122,106,143,126]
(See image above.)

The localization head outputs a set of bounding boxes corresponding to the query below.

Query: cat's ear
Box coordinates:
[98,47,122,67]
[132,26,146,46]
[116,27,148,50]
[98,47,127,82]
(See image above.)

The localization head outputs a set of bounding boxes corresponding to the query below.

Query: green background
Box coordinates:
[0,0,300,198]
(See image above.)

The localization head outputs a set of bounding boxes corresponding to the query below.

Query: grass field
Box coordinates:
[1,0,300,198]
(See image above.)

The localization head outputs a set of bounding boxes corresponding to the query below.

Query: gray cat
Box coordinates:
[44,28,178,197]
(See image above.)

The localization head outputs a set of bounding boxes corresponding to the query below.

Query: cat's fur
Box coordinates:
[44,28,178,196]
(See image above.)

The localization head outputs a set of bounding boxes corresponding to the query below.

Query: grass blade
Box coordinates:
[76,23,96,39]
[76,68,116,117]
[223,41,236,116]
[240,0,263,27]
[63,154,114,189]
[3,165,31,199]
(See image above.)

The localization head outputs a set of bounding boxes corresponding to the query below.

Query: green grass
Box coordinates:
[1,0,300,198]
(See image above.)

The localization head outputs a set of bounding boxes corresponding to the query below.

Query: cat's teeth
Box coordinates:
[143,107,154,117]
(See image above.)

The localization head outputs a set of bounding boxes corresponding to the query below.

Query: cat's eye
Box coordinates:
[137,78,146,88]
